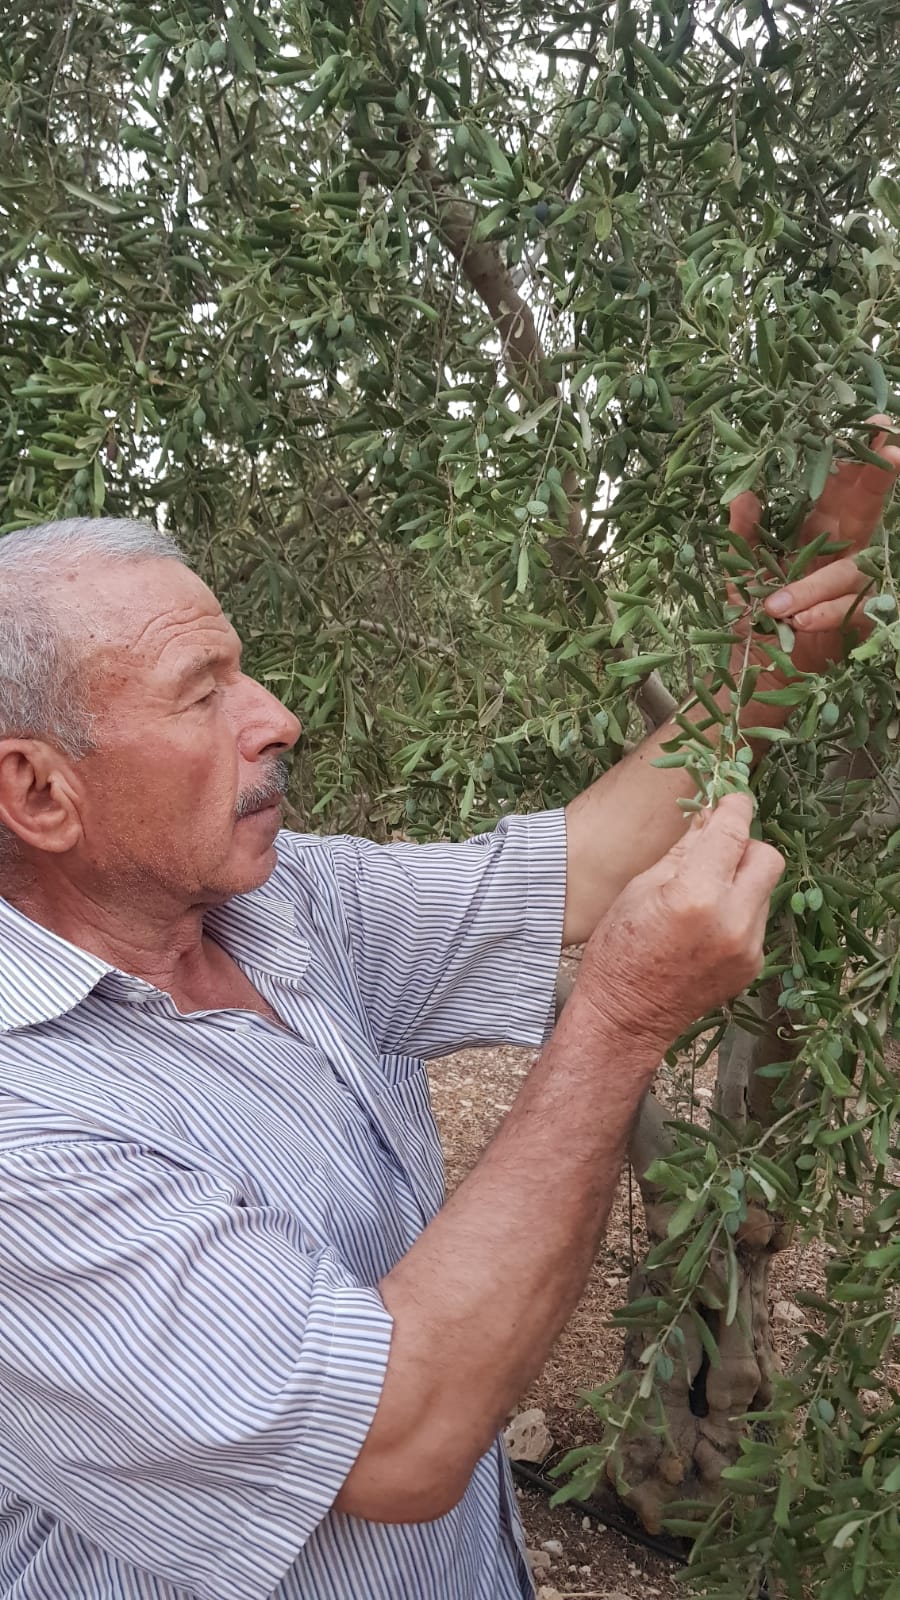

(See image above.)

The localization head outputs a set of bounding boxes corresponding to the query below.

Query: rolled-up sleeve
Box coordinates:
[317,808,567,1058]
[0,1139,393,1600]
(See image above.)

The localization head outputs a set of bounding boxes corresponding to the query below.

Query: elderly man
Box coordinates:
[0,436,895,1600]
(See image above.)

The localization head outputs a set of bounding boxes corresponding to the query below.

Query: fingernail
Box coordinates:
[766,589,794,616]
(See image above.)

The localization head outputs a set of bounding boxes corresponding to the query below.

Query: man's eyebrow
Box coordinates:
[172,643,243,690]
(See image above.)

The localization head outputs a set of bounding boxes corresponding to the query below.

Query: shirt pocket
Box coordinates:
[378,1050,427,1088]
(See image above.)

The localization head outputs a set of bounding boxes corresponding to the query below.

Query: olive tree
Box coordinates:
[1,1,899,1595]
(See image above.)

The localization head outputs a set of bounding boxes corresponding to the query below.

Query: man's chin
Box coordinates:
[195,854,276,906]
[209,815,281,899]
[241,839,278,880]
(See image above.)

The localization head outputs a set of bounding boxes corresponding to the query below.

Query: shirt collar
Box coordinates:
[0,896,113,1033]
[204,879,309,981]
[0,871,309,1035]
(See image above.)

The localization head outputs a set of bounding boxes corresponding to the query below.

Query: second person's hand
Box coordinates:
[730,416,900,684]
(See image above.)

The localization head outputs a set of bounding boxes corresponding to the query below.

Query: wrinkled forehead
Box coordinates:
[52,556,235,688]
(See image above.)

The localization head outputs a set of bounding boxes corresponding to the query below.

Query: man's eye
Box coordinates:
[197,688,218,705]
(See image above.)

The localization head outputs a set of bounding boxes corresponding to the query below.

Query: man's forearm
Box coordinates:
[335,988,661,1522]
[562,670,786,945]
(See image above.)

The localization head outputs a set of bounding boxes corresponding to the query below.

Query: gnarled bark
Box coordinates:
[611,1188,788,1530]
[607,990,796,1535]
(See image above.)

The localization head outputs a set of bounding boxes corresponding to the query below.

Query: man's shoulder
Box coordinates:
[273,825,344,869]
[271,825,374,890]
[274,826,324,856]
[274,825,369,860]
[270,826,345,896]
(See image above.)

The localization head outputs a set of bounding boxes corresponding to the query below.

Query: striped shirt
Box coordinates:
[0,810,566,1600]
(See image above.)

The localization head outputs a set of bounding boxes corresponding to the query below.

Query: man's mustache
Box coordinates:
[235,760,290,820]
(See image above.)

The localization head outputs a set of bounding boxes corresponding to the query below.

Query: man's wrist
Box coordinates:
[556,975,669,1076]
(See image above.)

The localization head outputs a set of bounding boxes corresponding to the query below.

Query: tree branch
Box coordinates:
[716,977,797,1131]
[850,794,900,841]
[634,670,678,732]
[415,150,585,569]
[321,616,455,658]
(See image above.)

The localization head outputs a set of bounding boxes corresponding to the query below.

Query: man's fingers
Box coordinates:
[865,413,900,457]
[764,556,871,620]
[791,597,869,634]
[734,839,785,908]
[683,792,755,881]
[723,419,899,584]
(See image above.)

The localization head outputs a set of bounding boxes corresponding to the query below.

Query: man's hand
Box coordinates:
[575,793,784,1050]
[730,416,900,682]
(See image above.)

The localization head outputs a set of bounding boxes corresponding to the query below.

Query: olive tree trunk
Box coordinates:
[608,991,795,1535]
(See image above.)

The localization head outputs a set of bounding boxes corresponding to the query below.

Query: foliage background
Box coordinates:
[2,0,900,1595]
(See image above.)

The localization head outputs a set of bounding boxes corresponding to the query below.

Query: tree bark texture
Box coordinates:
[609,992,796,1535]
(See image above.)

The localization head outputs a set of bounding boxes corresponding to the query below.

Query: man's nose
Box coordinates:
[241,680,302,756]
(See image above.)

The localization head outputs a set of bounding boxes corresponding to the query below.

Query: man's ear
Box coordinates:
[0,739,83,855]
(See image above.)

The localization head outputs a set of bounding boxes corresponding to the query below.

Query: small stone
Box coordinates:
[536,1588,563,1600]
[504,1407,553,1463]
[773,1299,806,1326]
[581,1515,591,1530]
[526,1548,552,1574]
[540,1539,563,1557]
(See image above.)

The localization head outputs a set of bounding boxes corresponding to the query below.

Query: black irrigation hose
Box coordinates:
[512,1462,771,1599]
[509,1459,690,1567]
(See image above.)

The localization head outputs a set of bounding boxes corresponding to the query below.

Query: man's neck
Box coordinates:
[4,871,213,995]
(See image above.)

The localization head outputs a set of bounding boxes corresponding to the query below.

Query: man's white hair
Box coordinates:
[0,517,186,862]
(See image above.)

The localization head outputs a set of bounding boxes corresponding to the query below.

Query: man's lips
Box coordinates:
[238,798,282,821]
